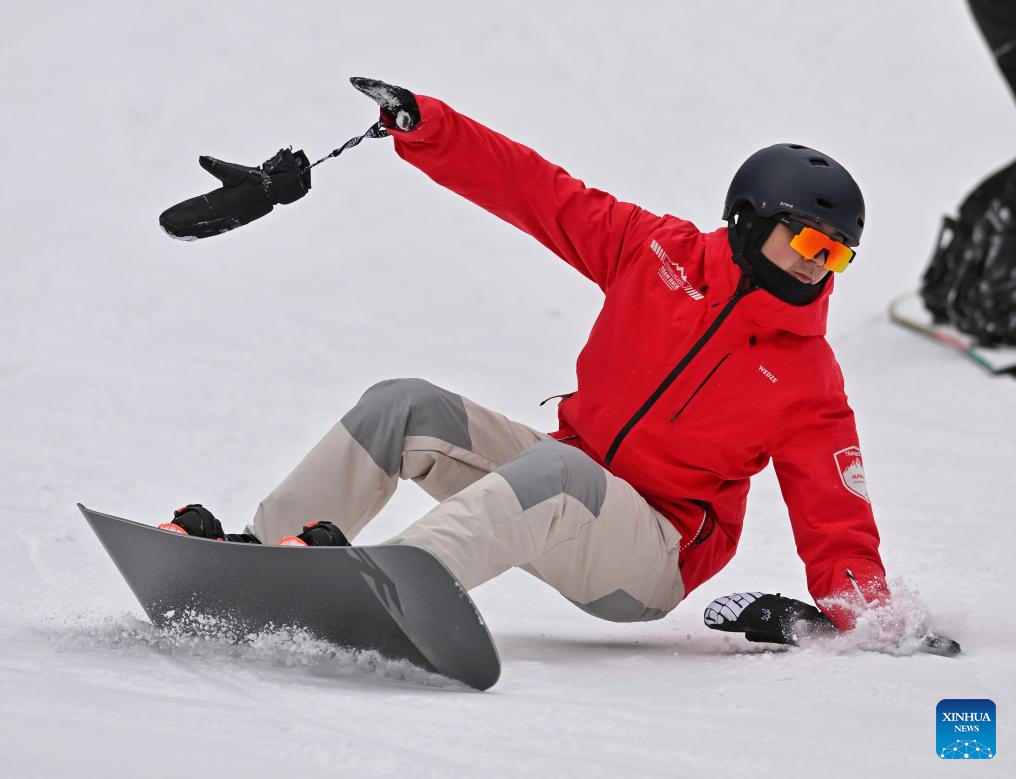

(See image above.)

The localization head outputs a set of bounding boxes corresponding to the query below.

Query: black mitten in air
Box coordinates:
[159,147,311,240]
[703,592,838,646]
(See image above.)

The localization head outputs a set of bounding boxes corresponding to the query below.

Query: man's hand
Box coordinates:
[704,592,837,646]
[350,77,420,132]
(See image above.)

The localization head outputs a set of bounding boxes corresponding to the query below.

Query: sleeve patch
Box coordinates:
[834,446,870,503]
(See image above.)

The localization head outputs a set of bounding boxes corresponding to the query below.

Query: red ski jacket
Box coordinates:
[390,96,887,630]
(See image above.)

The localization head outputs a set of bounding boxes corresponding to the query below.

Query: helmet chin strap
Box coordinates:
[727,207,828,307]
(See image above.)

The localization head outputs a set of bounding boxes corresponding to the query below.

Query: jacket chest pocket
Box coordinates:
[670,353,731,423]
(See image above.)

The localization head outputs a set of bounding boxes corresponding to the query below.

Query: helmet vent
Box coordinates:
[857,216,865,228]
[808,157,829,167]
[787,144,806,149]
[815,197,835,210]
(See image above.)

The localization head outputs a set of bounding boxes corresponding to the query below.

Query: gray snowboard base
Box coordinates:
[79,504,500,690]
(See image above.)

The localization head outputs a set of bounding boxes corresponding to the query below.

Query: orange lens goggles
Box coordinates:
[780,215,856,273]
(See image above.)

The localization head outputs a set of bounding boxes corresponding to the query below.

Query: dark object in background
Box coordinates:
[968,0,1016,101]
[159,148,311,240]
[919,0,1016,347]
[920,162,1016,346]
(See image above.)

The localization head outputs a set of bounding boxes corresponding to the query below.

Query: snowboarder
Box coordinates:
[165,76,887,639]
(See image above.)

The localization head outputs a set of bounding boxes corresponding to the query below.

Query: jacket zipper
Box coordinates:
[669,353,731,422]
[604,275,757,466]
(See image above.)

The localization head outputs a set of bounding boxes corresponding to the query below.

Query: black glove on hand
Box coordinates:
[159,147,311,240]
[350,77,420,132]
[703,592,838,646]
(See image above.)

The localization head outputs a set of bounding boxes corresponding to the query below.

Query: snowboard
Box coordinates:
[79,504,500,690]
[889,291,1016,376]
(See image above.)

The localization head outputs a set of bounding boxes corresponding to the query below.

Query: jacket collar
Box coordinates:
[705,227,832,337]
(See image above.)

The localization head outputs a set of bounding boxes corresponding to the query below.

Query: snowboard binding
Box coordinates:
[279,520,350,547]
[158,503,260,543]
[158,506,349,546]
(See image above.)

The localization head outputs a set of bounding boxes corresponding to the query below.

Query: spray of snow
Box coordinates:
[35,606,464,689]
[805,578,942,657]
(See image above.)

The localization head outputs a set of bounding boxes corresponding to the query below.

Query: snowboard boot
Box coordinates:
[703,592,837,646]
[158,503,261,543]
[278,520,350,547]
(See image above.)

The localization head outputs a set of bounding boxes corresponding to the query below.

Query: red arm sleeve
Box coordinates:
[388,95,667,292]
[770,369,888,632]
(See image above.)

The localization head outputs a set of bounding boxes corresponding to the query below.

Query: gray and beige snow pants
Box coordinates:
[250,379,686,622]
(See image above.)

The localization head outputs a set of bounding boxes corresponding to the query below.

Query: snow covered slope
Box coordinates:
[1,1,1013,776]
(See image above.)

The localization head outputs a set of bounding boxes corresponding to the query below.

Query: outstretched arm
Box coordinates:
[352,77,672,292]
[770,382,888,632]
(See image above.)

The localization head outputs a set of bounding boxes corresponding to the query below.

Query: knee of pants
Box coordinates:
[340,378,473,476]
[495,439,608,517]
[572,591,679,623]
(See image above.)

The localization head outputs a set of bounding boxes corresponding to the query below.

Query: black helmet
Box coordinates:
[722,143,865,246]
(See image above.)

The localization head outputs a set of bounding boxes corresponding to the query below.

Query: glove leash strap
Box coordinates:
[308,121,390,169]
